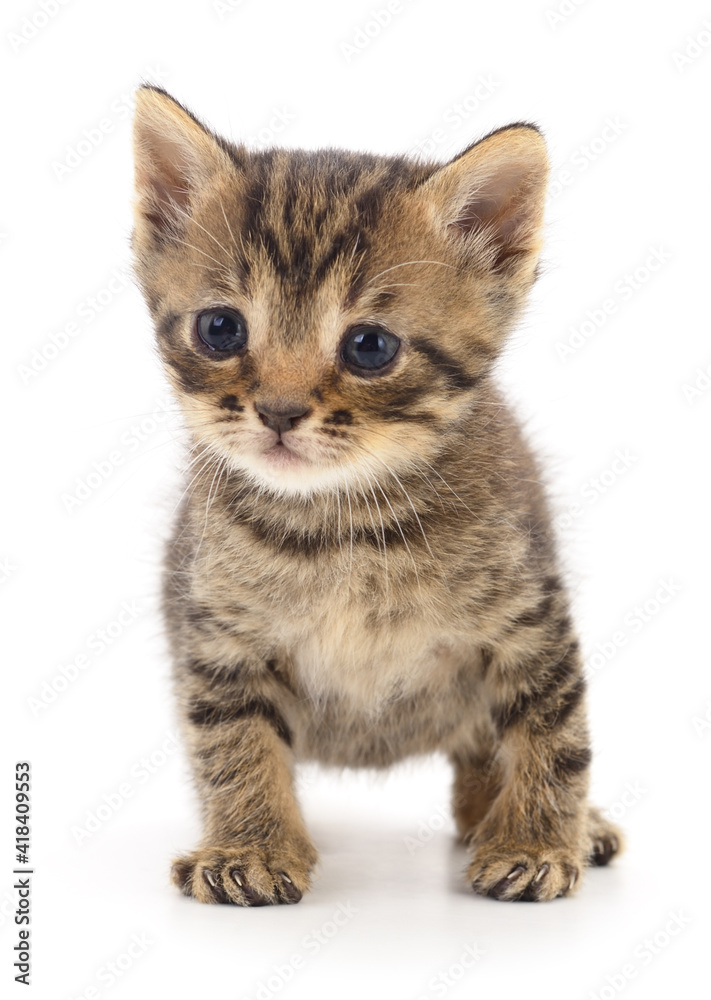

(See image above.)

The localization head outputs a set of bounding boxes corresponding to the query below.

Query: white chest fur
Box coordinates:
[282,589,463,711]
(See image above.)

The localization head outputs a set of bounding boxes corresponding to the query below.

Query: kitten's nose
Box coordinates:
[255,402,311,435]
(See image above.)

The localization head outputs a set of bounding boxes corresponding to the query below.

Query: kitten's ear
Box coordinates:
[423,123,549,272]
[132,86,232,241]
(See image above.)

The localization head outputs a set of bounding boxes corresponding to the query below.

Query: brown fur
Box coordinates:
[131,86,623,905]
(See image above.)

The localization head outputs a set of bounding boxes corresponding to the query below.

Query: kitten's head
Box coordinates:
[132,87,548,497]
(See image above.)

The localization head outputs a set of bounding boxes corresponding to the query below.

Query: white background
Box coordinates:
[3,0,710,997]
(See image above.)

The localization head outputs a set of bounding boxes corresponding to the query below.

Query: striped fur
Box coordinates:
[132,87,622,906]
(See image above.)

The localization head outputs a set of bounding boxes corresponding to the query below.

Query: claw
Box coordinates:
[202,869,230,903]
[534,863,550,883]
[277,871,302,904]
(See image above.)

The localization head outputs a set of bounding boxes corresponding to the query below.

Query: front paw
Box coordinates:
[171,842,317,906]
[467,841,585,902]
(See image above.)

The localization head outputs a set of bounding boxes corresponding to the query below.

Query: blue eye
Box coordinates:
[196,309,248,353]
[342,326,400,373]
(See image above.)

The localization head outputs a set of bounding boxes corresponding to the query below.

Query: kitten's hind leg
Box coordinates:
[450,751,502,843]
[586,805,624,867]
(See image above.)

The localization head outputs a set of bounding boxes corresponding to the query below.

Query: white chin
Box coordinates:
[230,446,351,497]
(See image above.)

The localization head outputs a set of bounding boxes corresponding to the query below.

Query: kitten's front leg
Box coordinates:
[171,658,317,906]
[464,636,620,901]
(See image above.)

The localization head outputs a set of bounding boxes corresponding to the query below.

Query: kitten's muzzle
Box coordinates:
[255,401,311,435]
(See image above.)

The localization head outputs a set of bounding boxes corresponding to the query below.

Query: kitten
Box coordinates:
[131,86,622,905]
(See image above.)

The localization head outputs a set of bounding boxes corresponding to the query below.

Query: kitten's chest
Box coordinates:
[198,511,476,709]
[272,555,465,708]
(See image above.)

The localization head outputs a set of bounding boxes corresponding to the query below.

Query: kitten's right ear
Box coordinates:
[132,86,232,242]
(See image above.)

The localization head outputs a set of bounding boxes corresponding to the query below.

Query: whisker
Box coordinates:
[364,259,455,290]
[373,478,421,590]
[344,478,355,585]
[162,232,232,273]
[169,199,236,265]
[361,468,389,601]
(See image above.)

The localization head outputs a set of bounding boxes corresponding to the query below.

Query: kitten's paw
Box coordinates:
[467,842,585,902]
[171,843,316,906]
[586,806,624,867]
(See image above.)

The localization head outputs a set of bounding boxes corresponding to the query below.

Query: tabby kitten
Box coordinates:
[131,86,622,905]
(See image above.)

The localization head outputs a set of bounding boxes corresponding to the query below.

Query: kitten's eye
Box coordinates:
[342,326,400,373]
[196,309,248,354]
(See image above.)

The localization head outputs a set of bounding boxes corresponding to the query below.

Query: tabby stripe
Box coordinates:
[479,647,494,678]
[312,228,357,286]
[551,745,592,780]
[378,408,438,425]
[260,225,291,279]
[509,594,556,629]
[493,643,580,731]
[188,698,292,746]
[265,658,296,695]
[202,744,272,788]
[185,659,244,686]
[541,676,587,730]
[239,511,428,556]
[157,311,181,343]
[410,337,478,391]
[162,343,213,394]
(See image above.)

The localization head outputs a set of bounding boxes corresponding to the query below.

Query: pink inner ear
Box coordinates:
[450,160,537,243]
[135,134,195,235]
[452,194,501,236]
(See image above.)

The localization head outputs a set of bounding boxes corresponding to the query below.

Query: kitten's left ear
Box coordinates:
[422,123,549,274]
[132,85,233,243]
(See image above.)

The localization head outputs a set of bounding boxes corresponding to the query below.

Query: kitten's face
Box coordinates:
[132,90,548,496]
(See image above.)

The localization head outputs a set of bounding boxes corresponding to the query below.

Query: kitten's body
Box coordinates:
[132,87,622,905]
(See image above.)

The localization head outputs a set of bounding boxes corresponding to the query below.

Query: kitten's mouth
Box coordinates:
[262,439,307,468]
